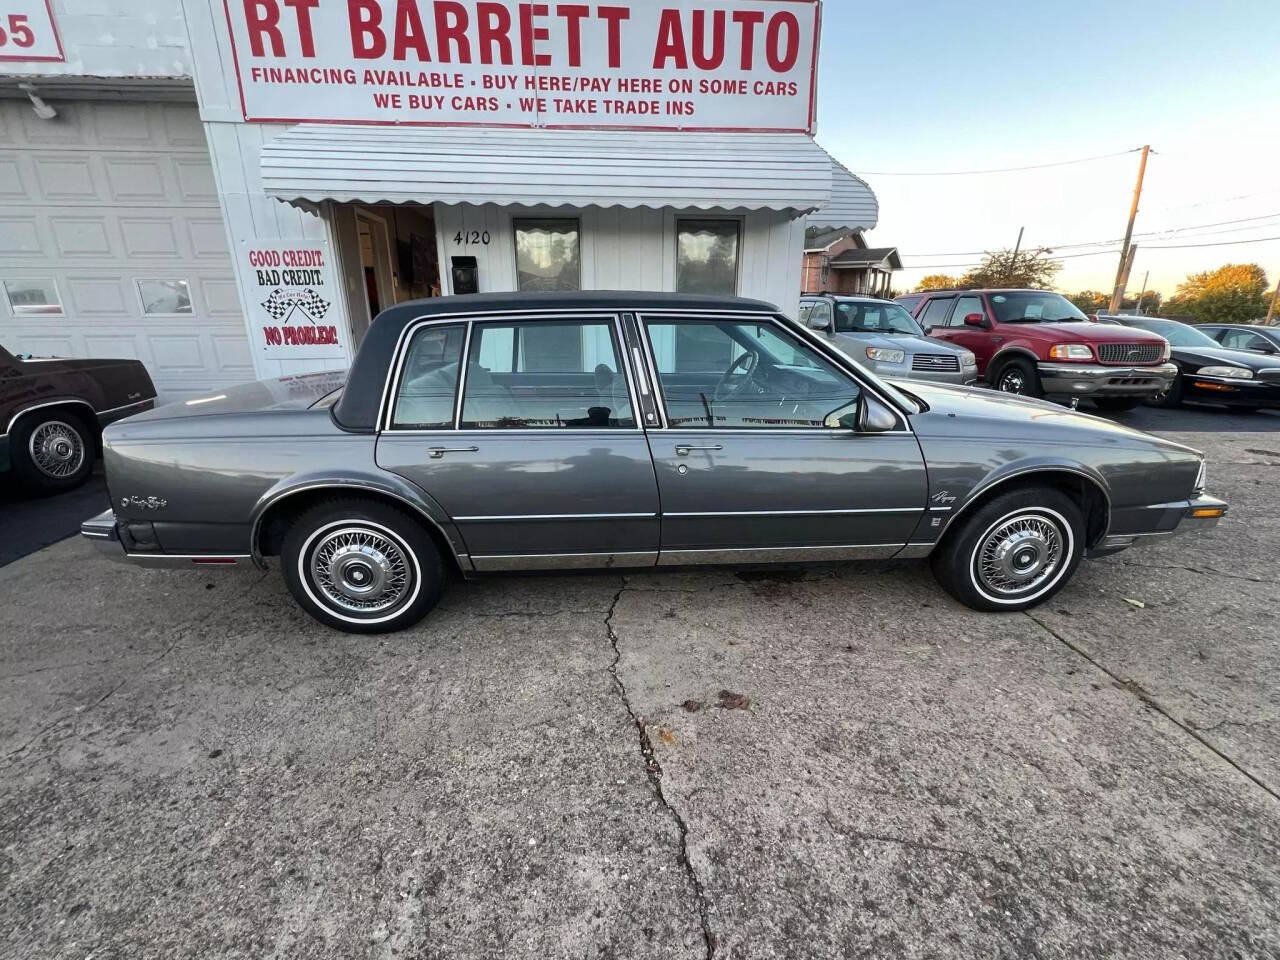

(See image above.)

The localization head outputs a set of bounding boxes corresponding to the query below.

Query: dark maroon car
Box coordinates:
[1,344,156,494]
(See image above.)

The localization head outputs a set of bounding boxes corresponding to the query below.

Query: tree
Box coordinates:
[1068,290,1110,314]
[915,274,958,292]
[1162,263,1269,324]
[960,247,1061,289]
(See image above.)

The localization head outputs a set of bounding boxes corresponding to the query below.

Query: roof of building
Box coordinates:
[333,291,779,431]
[804,228,866,253]
[804,156,880,233]
[829,247,903,269]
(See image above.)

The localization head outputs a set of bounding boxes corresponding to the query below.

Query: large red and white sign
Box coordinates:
[0,0,64,61]
[241,239,347,360]
[222,0,820,131]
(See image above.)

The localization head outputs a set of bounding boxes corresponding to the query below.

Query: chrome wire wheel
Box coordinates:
[973,512,1065,596]
[307,523,413,615]
[28,420,86,479]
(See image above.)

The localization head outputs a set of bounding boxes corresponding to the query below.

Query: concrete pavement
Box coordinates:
[1,420,1277,958]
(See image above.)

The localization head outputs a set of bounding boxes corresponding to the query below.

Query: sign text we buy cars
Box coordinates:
[224,0,819,131]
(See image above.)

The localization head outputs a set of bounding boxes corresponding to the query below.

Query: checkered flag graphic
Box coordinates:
[297,288,331,320]
[261,288,291,321]
[260,288,331,323]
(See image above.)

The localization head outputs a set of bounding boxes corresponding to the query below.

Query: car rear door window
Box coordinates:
[390,323,466,429]
[918,297,953,330]
[1221,329,1269,352]
[645,318,859,429]
[460,320,635,429]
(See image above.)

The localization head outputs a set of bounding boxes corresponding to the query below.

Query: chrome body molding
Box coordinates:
[470,551,658,571]
[656,544,902,566]
[936,464,1113,546]
[664,507,921,517]
[454,512,658,522]
[96,397,156,420]
[6,397,96,436]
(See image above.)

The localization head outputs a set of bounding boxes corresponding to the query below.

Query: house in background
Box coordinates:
[802,228,903,297]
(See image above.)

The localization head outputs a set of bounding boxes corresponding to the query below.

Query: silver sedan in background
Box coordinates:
[799,295,979,385]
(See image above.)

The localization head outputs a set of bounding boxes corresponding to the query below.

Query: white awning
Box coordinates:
[805,155,879,232]
[260,126,842,215]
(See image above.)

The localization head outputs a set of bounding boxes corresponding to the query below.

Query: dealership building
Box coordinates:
[1,0,877,402]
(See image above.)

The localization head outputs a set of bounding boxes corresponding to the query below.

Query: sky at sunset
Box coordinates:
[813,0,1280,299]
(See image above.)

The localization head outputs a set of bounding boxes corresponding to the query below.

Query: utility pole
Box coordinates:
[1267,272,1280,325]
[1109,145,1150,314]
[1006,226,1024,286]
[1111,244,1138,314]
[1133,270,1149,315]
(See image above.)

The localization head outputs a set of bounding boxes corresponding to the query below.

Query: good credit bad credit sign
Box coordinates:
[223,0,820,131]
[242,240,347,360]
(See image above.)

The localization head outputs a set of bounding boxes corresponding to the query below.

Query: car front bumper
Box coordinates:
[1181,373,1280,408]
[1089,494,1227,556]
[80,509,253,568]
[1037,361,1177,397]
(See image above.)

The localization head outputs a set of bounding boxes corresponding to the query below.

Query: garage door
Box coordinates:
[0,98,250,403]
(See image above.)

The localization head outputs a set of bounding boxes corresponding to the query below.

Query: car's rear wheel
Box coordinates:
[282,499,444,633]
[1092,397,1143,412]
[930,486,1085,612]
[991,358,1042,398]
[10,410,95,494]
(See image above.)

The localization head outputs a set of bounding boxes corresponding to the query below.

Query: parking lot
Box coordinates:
[2,404,1278,959]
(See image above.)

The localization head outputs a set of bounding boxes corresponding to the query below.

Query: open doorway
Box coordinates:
[334,203,441,347]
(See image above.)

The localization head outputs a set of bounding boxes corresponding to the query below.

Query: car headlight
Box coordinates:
[961,352,977,366]
[866,347,906,364]
[1048,343,1094,360]
[1198,365,1253,379]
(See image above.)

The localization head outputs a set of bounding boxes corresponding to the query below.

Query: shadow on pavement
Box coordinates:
[0,466,110,568]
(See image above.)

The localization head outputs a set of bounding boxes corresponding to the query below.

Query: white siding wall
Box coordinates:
[435,204,804,315]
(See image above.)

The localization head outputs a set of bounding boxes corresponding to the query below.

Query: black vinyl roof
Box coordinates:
[333,290,779,431]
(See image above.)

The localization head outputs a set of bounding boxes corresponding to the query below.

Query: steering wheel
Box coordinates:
[713,350,760,402]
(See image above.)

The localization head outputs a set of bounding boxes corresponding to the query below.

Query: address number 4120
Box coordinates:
[453,230,491,246]
[0,15,36,47]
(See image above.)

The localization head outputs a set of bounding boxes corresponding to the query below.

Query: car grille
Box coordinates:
[1097,342,1164,365]
[911,353,961,372]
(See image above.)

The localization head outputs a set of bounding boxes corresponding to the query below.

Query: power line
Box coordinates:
[856,147,1142,177]
[906,234,1280,271]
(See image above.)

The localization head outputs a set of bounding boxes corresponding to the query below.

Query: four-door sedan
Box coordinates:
[798,294,978,385]
[83,291,1225,633]
[2,342,156,494]
[1116,317,1280,411]
[1197,323,1280,357]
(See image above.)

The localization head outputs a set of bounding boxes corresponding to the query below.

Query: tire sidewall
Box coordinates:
[282,501,443,633]
[965,504,1077,607]
[992,358,1041,398]
[11,411,95,493]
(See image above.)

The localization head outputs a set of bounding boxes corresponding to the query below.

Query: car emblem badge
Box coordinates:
[121,495,168,510]
[930,490,957,505]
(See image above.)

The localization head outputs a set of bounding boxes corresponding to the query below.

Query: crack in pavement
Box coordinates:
[604,577,716,959]
[1024,611,1279,804]
[1112,559,1280,587]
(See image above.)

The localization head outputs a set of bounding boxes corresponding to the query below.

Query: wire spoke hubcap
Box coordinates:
[310,526,411,614]
[976,514,1063,595]
[29,421,86,478]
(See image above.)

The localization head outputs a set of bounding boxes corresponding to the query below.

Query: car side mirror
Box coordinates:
[921,323,935,334]
[963,312,986,327]
[807,314,832,331]
[826,395,898,433]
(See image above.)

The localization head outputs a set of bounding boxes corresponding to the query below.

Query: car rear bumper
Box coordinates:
[1088,494,1227,556]
[1037,361,1177,397]
[80,509,253,568]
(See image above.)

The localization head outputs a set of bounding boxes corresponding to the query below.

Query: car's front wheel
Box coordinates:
[10,411,95,494]
[282,498,445,633]
[991,358,1042,398]
[930,486,1085,612]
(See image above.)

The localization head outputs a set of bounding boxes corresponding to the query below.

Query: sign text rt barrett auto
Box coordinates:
[223,0,820,131]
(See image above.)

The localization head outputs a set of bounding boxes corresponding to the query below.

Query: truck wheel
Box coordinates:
[930,485,1085,612]
[1092,397,1142,412]
[991,358,1042,398]
[10,410,95,494]
[282,498,445,634]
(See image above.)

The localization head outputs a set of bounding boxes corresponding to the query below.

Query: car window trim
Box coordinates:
[949,294,984,328]
[634,311,912,435]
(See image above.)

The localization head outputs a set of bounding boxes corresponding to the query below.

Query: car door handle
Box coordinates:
[675,444,723,456]
[428,446,479,459]
[990,337,1004,344]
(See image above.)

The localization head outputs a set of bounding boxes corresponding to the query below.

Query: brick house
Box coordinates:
[802,229,902,297]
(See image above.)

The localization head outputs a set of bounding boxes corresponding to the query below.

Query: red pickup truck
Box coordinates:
[896,289,1176,410]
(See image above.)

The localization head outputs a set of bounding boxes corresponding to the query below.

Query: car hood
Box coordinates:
[1172,345,1280,371]
[127,370,348,422]
[833,331,967,355]
[1010,320,1167,343]
[889,378,1201,456]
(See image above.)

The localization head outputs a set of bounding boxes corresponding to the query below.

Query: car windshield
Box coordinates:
[989,292,1090,324]
[833,301,923,336]
[1123,318,1219,348]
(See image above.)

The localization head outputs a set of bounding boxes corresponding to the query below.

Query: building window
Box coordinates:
[514,219,580,292]
[137,279,193,315]
[4,279,62,316]
[676,219,740,296]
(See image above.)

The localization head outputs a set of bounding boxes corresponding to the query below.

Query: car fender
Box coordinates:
[936,456,1112,543]
[986,345,1041,377]
[248,469,472,570]
[5,396,99,436]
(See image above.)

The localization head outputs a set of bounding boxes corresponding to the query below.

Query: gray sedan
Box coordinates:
[799,295,978,384]
[83,290,1224,634]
